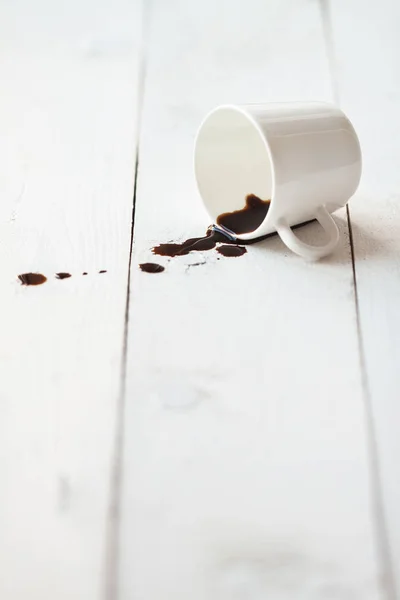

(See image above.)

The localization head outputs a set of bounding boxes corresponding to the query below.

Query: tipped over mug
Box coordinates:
[194,102,362,260]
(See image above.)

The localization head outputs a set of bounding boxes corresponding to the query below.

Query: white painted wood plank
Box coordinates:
[328,0,400,595]
[120,1,383,598]
[0,2,141,599]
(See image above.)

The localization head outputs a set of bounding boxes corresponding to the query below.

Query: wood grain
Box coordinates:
[0,1,142,599]
[120,0,382,598]
[328,0,400,595]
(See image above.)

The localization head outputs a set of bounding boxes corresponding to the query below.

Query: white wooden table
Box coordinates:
[0,0,399,598]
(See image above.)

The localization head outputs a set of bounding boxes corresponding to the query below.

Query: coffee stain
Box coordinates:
[150,194,315,269]
[18,273,47,286]
[99,270,107,274]
[217,194,271,234]
[152,227,228,257]
[153,217,315,258]
[55,272,71,280]
[152,194,271,260]
[217,245,247,257]
[140,262,165,274]
[82,272,88,276]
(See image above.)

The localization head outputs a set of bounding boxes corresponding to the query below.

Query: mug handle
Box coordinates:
[276,206,340,260]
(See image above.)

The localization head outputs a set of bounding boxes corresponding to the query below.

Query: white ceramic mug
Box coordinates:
[194,102,362,259]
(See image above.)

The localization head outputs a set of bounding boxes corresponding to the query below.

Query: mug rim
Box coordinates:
[194,103,276,240]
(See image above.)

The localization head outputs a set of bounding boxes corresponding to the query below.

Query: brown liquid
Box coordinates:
[99,270,107,274]
[151,191,314,264]
[152,219,316,258]
[152,221,270,260]
[18,273,47,286]
[56,272,71,280]
[140,262,165,273]
[217,194,271,234]
[82,272,88,276]
[217,245,247,257]
[152,228,235,258]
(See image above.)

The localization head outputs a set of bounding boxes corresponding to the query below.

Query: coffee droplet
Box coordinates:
[140,262,165,274]
[217,194,271,234]
[99,270,107,274]
[82,272,88,276]
[18,273,47,286]
[217,245,247,257]
[56,272,71,279]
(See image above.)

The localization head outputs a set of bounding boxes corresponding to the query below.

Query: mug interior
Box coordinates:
[194,106,273,234]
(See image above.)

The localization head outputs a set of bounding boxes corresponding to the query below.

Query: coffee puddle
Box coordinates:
[144,193,315,274]
[148,194,269,272]
[217,194,271,234]
[152,227,232,258]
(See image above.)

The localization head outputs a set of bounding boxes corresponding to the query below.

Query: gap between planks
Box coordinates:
[319,0,396,597]
[103,2,151,598]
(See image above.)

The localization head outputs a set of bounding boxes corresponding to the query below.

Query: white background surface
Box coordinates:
[0,1,398,599]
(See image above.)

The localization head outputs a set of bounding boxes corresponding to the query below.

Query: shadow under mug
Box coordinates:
[194,102,362,260]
